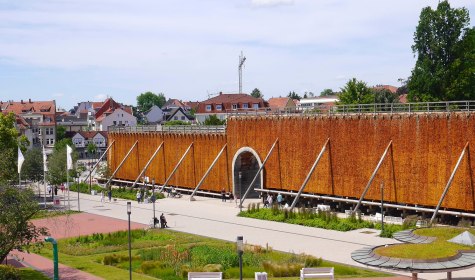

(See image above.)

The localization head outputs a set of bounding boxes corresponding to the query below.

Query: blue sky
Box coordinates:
[1,0,474,110]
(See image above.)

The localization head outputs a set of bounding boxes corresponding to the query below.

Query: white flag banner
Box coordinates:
[66,145,73,170]
[18,147,24,174]
[43,146,48,172]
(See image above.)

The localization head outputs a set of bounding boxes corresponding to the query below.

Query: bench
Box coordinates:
[188,272,223,280]
[300,267,334,280]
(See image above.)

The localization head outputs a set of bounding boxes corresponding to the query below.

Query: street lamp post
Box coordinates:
[127,202,132,280]
[237,236,243,280]
[152,178,156,228]
[45,237,59,280]
[77,176,80,211]
[238,172,242,212]
[381,181,384,233]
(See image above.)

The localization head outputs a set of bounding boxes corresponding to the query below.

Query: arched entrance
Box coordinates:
[232,147,263,199]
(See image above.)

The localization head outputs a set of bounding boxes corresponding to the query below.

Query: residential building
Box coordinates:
[161,99,186,111]
[144,105,166,124]
[0,99,56,152]
[93,98,136,131]
[72,131,108,159]
[56,112,89,132]
[195,93,268,123]
[373,85,398,93]
[268,97,297,113]
[299,95,339,111]
[165,107,194,123]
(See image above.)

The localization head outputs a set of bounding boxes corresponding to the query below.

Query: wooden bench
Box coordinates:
[300,267,334,280]
[188,272,223,280]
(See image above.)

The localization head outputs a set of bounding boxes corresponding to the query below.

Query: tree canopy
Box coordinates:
[48,139,78,185]
[0,113,28,184]
[320,89,334,96]
[338,78,374,104]
[0,186,48,263]
[408,1,475,101]
[137,92,166,113]
[22,148,44,183]
[250,88,263,99]
[203,115,226,125]
[287,91,302,100]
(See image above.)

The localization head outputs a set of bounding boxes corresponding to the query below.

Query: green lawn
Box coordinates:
[19,268,51,280]
[37,229,390,280]
[239,204,412,238]
[374,227,475,259]
[32,209,80,220]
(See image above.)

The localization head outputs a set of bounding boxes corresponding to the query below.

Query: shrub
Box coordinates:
[203,264,223,272]
[102,254,129,265]
[304,255,322,267]
[0,265,20,280]
[140,261,164,273]
[262,261,302,277]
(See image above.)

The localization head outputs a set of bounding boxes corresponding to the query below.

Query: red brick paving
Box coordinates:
[9,212,146,280]
[32,212,145,239]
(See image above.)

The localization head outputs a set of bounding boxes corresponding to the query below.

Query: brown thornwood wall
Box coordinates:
[108,132,229,192]
[109,113,475,212]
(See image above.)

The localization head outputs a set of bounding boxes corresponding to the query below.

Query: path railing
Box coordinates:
[109,125,226,134]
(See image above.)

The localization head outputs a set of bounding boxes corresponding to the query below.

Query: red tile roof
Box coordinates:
[0,100,56,125]
[196,93,267,114]
[268,97,295,109]
[399,94,408,104]
[373,85,398,94]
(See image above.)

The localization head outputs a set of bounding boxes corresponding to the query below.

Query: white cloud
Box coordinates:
[94,94,107,101]
[251,0,294,7]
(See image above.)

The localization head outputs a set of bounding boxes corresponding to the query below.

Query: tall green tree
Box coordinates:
[408,1,474,101]
[0,185,49,263]
[250,88,263,98]
[0,113,28,184]
[320,89,334,96]
[56,125,66,142]
[22,148,44,183]
[373,89,400,104]
[287,91,302,100]
[87,142,97,159]
[338,78,374,104]
[203,115,226,125]
[48,139,78,185]
[137,92,166,113]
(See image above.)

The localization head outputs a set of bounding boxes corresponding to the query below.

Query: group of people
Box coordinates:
[100,189,113,204]
[136,190,157,204]
[153,213,168,228]
[263,193,287,208]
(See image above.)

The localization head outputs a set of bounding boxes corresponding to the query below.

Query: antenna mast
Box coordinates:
[238,51,246,94]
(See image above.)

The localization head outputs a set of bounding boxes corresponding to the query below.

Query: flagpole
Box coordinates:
[67,165,70,210]
[43,146,47,209]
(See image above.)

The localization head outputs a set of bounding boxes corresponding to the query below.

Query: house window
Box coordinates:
[181,116,185,120]
[232,104,238,110]
[38,129,42,135]
[45,127,54,135]
[46,138,54,145]
[243,103,249,109]
[216,105,222,110]
[113,121,117,125]
[206,105,212,111]
[253,103,259,109]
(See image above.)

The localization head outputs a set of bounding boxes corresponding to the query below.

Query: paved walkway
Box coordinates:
[26,189,475,279]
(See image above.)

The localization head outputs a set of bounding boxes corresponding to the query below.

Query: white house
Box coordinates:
[145,105,165,124]
[166,108,194,123]
[96,108,136,131]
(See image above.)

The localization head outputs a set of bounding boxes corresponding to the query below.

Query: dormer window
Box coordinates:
[232,104,238,110]
[206,105,212,111]
[253,103,259,109]
[242,103,249,109]
[216,105,222,111]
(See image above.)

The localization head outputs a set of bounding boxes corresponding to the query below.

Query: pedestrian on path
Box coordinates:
[54,186,58,196]
[136,190,141,204]
[100,191,104,205]
[107,189,112,202]
[60,184,65,194]
[221,188,226,202]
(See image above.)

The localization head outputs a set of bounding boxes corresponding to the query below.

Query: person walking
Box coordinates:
[160,213,168,228]
[221,188,226,202]
[136,190,141,204]
[100,191,105,205]
[60,184,65,194]
[107,189,112,202]
[277,193,283,207]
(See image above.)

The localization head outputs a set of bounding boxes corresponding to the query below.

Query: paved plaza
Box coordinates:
[12,189,475,279]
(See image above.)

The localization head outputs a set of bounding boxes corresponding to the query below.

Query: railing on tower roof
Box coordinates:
[108,124,226,134]
[225,100,475,116]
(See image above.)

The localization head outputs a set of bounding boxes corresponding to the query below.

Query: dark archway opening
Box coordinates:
[234,151,261,199]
